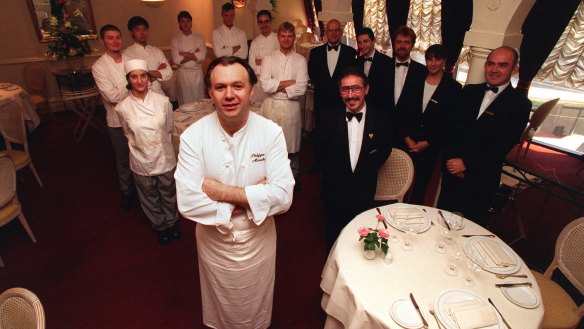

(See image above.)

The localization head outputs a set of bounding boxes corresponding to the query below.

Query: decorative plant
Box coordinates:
[46,16,91,59]
[358,214,390,255]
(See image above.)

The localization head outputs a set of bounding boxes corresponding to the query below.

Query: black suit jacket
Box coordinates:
[308,43,357,116]
[393,59,428,116]
[354,50,394,113]
[401,74,462,147]
[444,83,531,183]
[319,105,394,212]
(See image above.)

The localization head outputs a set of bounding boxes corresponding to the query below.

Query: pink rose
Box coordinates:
[376,214,386,221]
[377,228,390,239]
[358,227,371,237]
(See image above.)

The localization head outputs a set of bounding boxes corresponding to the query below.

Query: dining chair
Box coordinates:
[0,157,37,243]
[23,62,51,118]
[515,98,560,159]
[0,287,45,329]
[374,148,414,203]
[531,217,584,329]
[0,102,43,187]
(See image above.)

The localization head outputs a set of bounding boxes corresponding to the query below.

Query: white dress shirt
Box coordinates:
[326,43,341,77]
[175,111,294,228]
[477,81,511,119]
[115,91,175,176]
[123,43,172,95]
[212,24,249,59]
[422,81,438,113]
[248,32,279,75]
[363,51,375,76]
[394,59,410,105]
[92,53,130,127]
[347,105,367,172]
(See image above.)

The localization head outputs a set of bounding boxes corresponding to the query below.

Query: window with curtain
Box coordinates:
[407,0,442,51]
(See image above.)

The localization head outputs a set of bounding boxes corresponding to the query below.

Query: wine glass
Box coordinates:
[399,216,416,251]
[448,212,464,230]
[463,249,482,286]
[443,242,463,276]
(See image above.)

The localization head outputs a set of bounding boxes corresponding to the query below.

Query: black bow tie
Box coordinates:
[364,57,373,62]
[346,111,363,122]
[327,44,339,51]
[396,61,409,67]
[485,85,499,93]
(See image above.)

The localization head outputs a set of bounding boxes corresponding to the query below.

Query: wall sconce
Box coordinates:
[141,0,165,8]
[232,0,247,9]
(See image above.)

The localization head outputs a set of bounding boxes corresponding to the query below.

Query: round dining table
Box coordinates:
[321,203,544,329]
[0,83,41,131]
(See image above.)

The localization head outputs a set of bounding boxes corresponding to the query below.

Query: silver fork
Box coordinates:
[428,303,442,329]
[496,273,528,279]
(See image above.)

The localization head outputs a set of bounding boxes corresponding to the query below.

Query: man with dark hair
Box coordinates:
[307,19,356,174]
[354,27,394,113]
[391,26,427,116]
[170,10,207,104]
[175,56,294,329]
[92,24,134,209]
[248,9,279,102]
[260,22,308,189]
[438,46,531,227]
[318,67,393,250]
[123,16,172,96]
[212,2,248,59]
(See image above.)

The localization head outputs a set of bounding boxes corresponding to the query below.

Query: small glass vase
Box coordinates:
[363,249,376,260]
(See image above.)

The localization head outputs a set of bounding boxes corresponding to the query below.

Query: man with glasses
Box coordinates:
[318,67,393,250]
[308,19,356,174]
[249,10,279,102]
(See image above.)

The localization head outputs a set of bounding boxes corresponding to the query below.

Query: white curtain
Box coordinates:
[407,0,442,51]
[535,1,584,89]
[364,0,392,52]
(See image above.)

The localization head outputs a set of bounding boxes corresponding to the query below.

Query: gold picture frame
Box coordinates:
[27,0,97,42]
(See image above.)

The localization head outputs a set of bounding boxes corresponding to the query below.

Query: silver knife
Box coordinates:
[438,210,451,230]
[409,293,429,329]
[495,282,533,287]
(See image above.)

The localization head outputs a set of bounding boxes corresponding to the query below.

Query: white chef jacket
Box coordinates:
[92,53,130,127]
[170,31,207,104]
[115,91,176,176]
[260,50,308,101]
[212,24,249,59]
[248,32,279,75]
[175,111,294,228]
[123,43,172,95]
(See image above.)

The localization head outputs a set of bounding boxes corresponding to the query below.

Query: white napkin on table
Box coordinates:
[475,240,515,267]
[390,208,425,224]
[446,300,498,329]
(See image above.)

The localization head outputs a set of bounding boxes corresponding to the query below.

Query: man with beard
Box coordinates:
[318,67,393,250]
[438,46,531,227]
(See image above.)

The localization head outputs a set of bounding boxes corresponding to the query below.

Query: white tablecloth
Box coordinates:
[0,83,41,131]
[321,204,544,329]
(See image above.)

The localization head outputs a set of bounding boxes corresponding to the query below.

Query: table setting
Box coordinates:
[0,82,41,131]
[320,203,543,329]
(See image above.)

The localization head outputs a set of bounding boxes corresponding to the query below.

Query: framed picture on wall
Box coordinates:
[27,0,97,42]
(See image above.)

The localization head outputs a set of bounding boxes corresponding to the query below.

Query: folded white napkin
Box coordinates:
[446,300,498,329]
[390,208,425,224]
[475,240,515,267]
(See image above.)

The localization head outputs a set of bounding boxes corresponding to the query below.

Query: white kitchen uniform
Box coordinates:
[212,24,249,59]
[92,53,130,128]
[175,111,294,329]
[249,32,279,103]
[124,43,172,95]
[171,31,207,104]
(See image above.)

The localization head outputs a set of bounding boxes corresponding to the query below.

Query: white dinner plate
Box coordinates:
[434,289,503,329]
[390,299,424,328]
[500,282,540,308]
[463,237,521,274]
[384,203,431,233]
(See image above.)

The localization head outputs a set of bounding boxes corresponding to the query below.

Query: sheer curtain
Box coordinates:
[535,1,584,89]
[407,0,442,51]
[363,0,392,51]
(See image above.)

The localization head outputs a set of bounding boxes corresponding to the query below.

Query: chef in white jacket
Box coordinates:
[248,9,279,103]
[260,22,308,187]
[175,56,294,329]
[170,11,207,105]
[212,2,248,59]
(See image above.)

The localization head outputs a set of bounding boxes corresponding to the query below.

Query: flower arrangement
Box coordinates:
[358,213,390,256]
[46,16,91,59]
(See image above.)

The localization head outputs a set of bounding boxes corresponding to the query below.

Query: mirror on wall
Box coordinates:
[26,0,97,42]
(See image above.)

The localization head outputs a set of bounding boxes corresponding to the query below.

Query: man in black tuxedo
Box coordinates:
[353,28,394,113]
[438,46,531,227]
[308,19,357,174]
[391,26,427,118]
[319,67,393,250]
